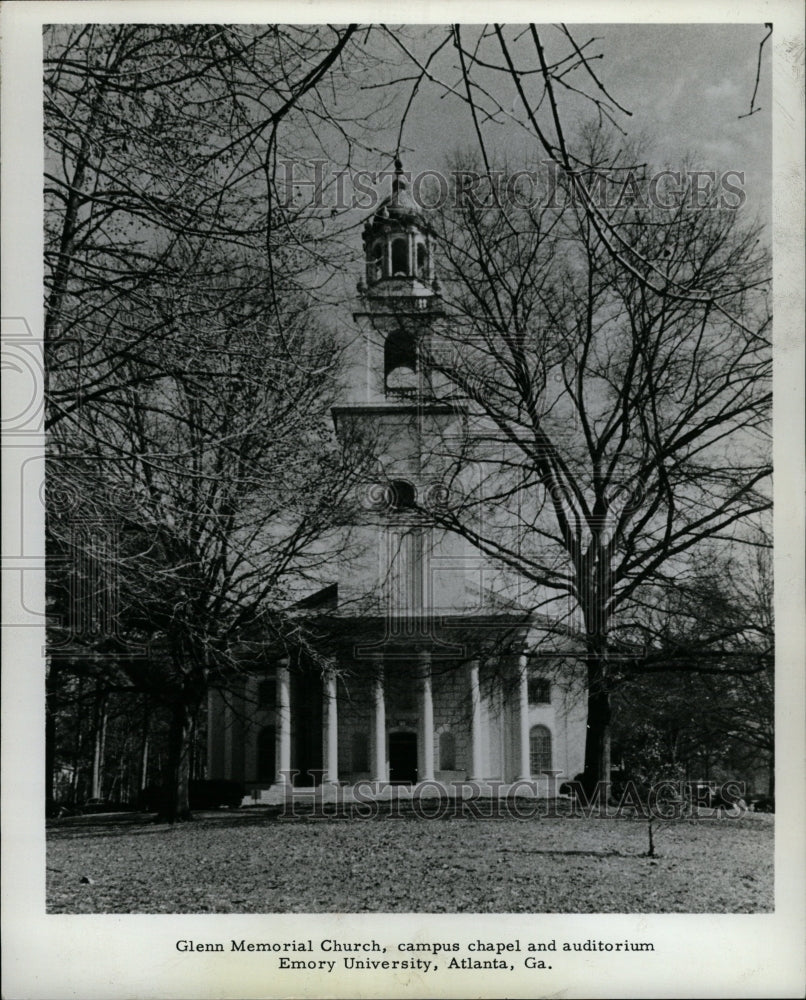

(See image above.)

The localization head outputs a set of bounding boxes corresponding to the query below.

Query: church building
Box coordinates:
[206,164,586,799]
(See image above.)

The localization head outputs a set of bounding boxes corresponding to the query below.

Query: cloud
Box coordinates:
[703,78,741,101]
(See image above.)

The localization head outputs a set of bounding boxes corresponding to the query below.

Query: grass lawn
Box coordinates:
[47,805,773,914]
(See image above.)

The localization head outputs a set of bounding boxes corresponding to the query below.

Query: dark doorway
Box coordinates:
[292,669,323,786]
[256,725,276,783]
[389,731,418,784]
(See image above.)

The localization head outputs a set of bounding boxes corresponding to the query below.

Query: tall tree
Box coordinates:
[48,252,367,820]
[44,23,379,819]
[418,152,771,788]
[614,543,774,795]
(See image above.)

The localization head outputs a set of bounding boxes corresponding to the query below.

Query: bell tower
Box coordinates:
[332,159,470,617]
[205,159,587,800]
[353,158,442,403]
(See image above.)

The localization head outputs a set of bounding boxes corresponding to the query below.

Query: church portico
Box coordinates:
[209,621,584,802]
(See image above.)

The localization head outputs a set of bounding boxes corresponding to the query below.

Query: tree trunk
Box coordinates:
[138,701,151,792]
[91,691,108,800]
[162,700,195,823]
[582,652,611,794]
[190,713,198,780]
[70,674,84,805]
[46,699,56,808]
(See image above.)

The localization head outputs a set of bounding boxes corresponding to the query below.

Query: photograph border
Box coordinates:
[2,2,804,998]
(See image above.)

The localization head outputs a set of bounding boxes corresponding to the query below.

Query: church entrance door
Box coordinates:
[389,731,418,784]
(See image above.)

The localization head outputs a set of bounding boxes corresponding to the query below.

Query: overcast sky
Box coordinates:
[367,24,771,218]
[310,24,772,359]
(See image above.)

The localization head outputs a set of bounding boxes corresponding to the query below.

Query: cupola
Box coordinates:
[360,159,436,295]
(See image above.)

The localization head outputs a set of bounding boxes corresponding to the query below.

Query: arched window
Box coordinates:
[391,237,408,276]
[439,731,456,770]
[257,725,276,782]
[388,479,416,512]
[352,732,369,773]
[416,242,428,278]
[529,725,552,774]
[384,329,417,392]
[370,240,384,282]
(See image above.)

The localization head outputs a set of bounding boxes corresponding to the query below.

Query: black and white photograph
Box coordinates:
[2,3,804,998]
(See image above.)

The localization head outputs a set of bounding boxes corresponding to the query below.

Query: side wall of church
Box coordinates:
[432,663,472,783]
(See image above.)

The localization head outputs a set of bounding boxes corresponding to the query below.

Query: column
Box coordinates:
[276,661,291,785]
[324,672,339,784]
[372,660,387,782]
[420,651,434,781]
[223,697,233,778]
[518,653,532,781]
[468,660,483,780]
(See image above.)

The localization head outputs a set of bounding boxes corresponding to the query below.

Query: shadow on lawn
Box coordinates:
[48,799,563,837]
[48,802,771,842]
[497,847,638,858]
[47,808,278,839]
[47,801,554,838]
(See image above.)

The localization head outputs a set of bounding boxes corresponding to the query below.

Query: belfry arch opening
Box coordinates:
[391,237,409,276]
[370,240,384,282]
[416,242,428,278]
[384,329,417,393]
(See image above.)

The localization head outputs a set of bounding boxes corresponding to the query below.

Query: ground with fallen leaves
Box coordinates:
[47,805,773,914]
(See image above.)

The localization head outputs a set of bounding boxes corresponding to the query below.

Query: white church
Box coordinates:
[207,165,587,799]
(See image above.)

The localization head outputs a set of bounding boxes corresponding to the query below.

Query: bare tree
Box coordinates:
[44,23,379,434]
[44,23,385,819]
[614,541,774,796]
[417,150,771,788]
[47,250,368,820]
[382,24,769,314]
[43,23,773,811]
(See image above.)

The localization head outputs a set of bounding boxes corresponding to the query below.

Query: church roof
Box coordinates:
[289,579,532,621]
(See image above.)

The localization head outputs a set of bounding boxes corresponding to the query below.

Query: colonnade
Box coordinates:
[272,653,533,785]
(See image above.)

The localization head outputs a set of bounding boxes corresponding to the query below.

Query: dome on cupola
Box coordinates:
[374,158,424,226]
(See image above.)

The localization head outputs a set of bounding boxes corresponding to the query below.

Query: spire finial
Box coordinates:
[393,156,405,192]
